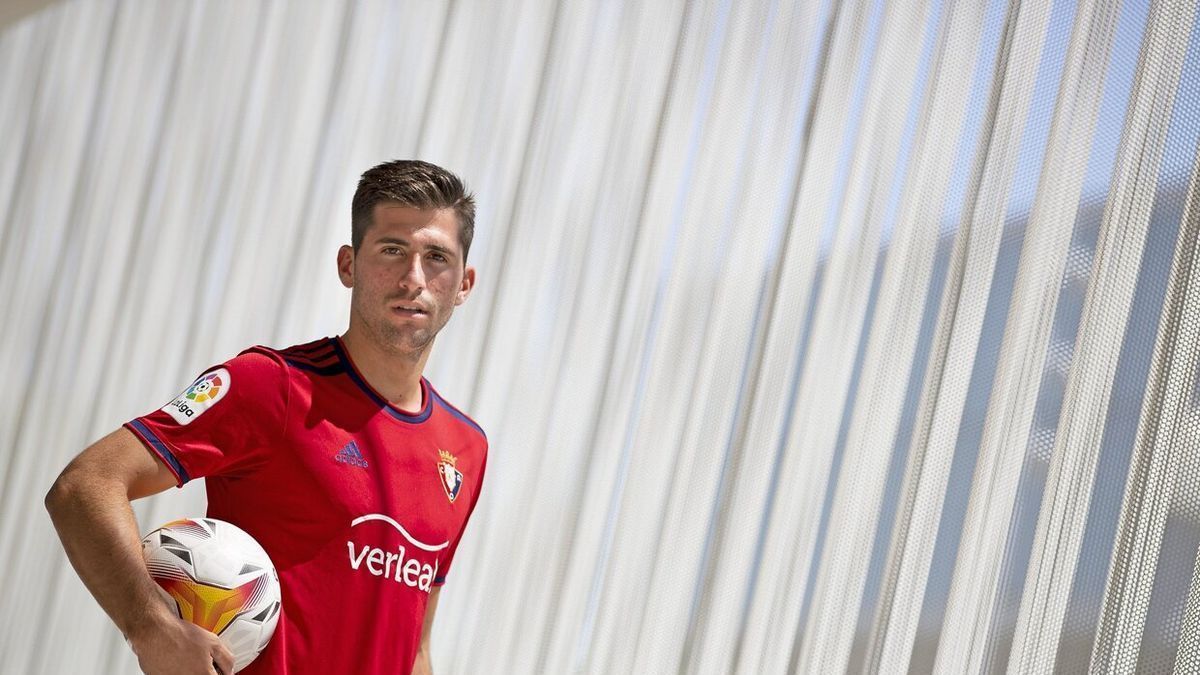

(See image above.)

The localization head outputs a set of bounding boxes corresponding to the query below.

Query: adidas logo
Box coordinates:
[334,440,369,468]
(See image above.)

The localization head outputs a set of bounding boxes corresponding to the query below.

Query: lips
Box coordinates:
[392,304,427,316]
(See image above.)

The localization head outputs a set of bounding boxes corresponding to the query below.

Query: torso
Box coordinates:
[211,338,486,674]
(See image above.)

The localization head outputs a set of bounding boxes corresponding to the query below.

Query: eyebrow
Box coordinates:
[375,237,456,258]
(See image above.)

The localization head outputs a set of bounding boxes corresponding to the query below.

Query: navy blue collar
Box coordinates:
[330,337,433,423]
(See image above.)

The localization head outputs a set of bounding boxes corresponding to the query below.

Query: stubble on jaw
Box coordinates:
[351,302,443,364]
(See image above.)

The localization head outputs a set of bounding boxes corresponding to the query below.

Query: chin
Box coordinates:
[365,324,419,351]
[390,331,434,353]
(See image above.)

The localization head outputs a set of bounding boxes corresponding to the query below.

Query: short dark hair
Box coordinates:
[351,159,476,262]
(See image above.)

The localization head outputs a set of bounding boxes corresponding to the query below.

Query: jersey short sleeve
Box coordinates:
[125,348,289,486]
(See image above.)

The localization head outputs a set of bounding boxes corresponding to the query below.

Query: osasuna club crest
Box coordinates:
[437,450,463,503]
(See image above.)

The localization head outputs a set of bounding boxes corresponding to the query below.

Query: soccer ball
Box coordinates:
[141,518,281,672]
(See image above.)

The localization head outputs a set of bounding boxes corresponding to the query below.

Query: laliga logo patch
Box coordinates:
[437,450,463,503]
[185,372,224,402]
[161,368,230,425]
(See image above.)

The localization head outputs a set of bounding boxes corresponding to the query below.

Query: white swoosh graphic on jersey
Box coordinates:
[350,514,449,552]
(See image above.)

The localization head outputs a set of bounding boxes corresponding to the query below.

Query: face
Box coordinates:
[338,204,475,356]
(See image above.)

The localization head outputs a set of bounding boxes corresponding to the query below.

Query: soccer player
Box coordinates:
[45,160,488,675]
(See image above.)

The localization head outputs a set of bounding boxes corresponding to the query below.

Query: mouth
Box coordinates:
[392,303,428,317]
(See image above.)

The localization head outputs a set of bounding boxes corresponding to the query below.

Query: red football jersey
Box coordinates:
[125,337,488,674]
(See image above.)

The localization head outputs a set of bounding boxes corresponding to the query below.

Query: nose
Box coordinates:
[398,253,426,293]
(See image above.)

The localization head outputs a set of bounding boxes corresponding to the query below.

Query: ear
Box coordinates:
[455,265,476,306]
[337,245,355,288]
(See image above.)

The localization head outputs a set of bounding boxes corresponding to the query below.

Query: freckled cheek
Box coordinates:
[424,269,458,290]
[364,268,406,287]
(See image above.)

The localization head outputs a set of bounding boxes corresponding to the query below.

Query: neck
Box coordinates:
[339,328,431,412]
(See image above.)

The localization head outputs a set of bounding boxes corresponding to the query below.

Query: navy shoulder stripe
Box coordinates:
[279,339,338,367]
[281,350,338,368]
[280,341,335,357]
[271,338,343,376]
[287,339,336,355]
[284,359,345,376]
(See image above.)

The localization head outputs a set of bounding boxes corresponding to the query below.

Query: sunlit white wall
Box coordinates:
[3,0,1200,672]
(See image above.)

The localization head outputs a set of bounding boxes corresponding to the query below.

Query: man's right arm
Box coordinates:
[44,427,234,675]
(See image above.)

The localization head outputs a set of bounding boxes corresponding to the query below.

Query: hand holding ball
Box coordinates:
[140,518,281,673]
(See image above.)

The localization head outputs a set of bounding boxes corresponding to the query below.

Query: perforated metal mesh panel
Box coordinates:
[1,0,1199,672]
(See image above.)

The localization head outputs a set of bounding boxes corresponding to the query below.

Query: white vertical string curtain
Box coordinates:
[1,0,1198,672]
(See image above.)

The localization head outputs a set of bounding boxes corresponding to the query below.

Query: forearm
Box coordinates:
[411,643,432,675]
[45,475,172,639]
[413,586,440,675]
[45,431,233,675]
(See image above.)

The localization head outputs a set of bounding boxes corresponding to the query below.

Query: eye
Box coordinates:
[382,246,403,255]
[429,252,447,263]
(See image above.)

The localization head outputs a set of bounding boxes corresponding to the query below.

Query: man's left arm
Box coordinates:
[412,587,441,675]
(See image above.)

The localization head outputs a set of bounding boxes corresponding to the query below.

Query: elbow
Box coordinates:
[44,470,85,521]
[44,474,72,518]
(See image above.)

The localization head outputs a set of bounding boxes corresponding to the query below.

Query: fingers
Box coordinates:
[211,641,235,675]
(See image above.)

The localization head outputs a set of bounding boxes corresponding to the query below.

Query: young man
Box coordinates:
[45,160,487,675]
